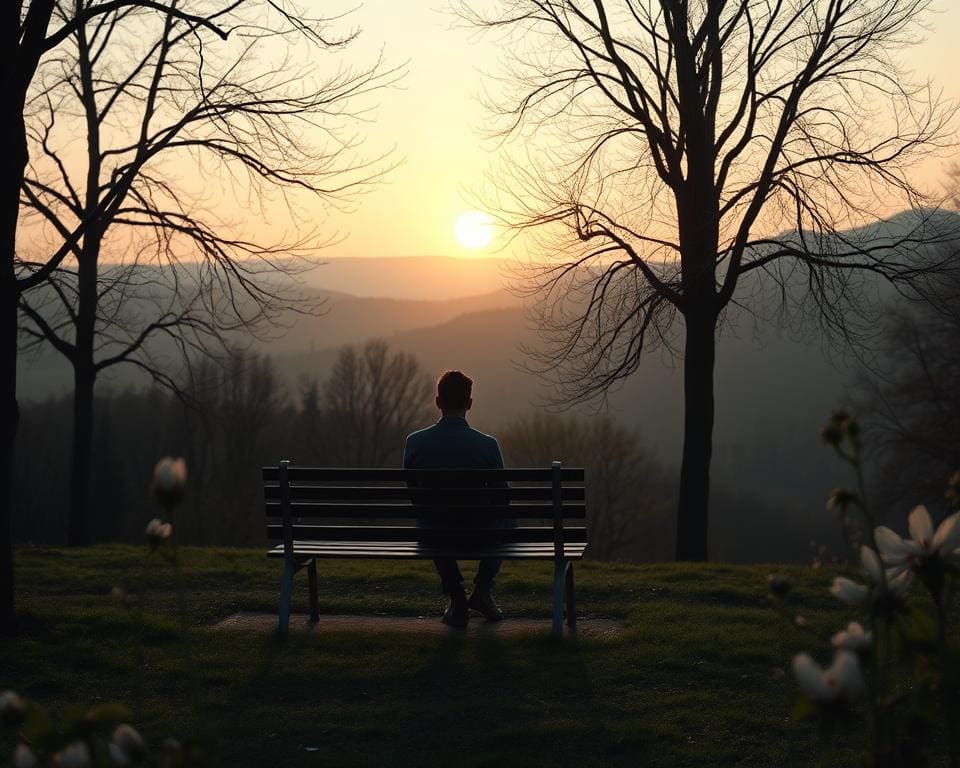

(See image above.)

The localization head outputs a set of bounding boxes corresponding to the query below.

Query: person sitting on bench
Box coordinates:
[403,370,506,627]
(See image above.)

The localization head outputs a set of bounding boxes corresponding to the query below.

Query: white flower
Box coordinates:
[52,741,91,768]
[830,576,869,606]
[112,724,144,761]
[932,512,960,558]
[152,457,187,506]
[875,507,960,574]
[831,622,873,651]
[792,650,864,701]
[860,546,884,584]
[887,568,914,599]
[145,518,172,541]
[14,744,37,768]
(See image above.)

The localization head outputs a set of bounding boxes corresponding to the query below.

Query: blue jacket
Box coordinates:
[403,416,504,470]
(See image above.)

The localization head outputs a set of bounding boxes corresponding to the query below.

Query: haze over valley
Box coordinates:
[19,246,898,562]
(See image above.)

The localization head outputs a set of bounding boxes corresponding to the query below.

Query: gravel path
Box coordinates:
[213,611,622,639]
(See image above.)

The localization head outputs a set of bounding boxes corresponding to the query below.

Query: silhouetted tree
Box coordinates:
[460,0,958,560]
[2,0,243,636]
[500,412,672,560]
[320,340,433,466]
[295,376,327,464]
[177,351,287,544]
[17,3,396,547]
[857,170,960,518]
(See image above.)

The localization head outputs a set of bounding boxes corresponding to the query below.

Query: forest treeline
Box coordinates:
[12,340,679,560]
[12,337,794,562]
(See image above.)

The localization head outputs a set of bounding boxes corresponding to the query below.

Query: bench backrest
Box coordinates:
[262,462,586,551]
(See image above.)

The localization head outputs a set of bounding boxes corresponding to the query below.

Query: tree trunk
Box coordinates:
[0,55,30,635]
[66,228,99,546]
[675,309,717,561]
[67,358,95,546]
[0,278,18,635]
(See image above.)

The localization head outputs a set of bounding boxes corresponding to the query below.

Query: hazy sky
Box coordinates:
[307,2,960,260]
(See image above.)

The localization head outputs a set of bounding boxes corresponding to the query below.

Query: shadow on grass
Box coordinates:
[199,626,677,768]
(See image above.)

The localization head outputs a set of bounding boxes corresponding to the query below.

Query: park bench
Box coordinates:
[262,461,587,638]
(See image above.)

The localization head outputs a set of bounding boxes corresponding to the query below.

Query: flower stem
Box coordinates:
[168,504,201,719]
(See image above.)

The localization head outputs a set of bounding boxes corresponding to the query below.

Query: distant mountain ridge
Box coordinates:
[298,255,515,300]
[268,287,521,355]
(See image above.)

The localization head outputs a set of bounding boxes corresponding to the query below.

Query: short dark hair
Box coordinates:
[437,370,473,410]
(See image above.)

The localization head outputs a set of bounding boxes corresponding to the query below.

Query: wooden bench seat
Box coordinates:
[262,461,587,637]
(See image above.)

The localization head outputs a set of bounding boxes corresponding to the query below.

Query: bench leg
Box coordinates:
[552,558,565,637]
[278,558,294,639]
[565,561,576,630]
[307,558,319,623]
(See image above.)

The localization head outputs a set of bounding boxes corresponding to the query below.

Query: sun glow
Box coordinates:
[454,210,495,250]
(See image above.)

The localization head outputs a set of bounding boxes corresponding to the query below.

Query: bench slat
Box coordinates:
[266,525,588,543]
[262,485,584,502]
[264,502,587,519]
[267,541,588,559]
[262,467,585,483]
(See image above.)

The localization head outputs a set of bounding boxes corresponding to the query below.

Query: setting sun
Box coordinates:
[454,210,495,250]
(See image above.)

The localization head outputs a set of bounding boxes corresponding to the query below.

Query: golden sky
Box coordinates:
[311,1,960,261]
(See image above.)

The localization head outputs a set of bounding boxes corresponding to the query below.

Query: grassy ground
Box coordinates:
[3,545,861,767]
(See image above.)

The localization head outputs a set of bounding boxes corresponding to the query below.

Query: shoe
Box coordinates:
[467,589,503,621]
[443,589,468,627]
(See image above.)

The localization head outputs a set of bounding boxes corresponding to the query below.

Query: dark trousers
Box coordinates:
[434,557,502,595]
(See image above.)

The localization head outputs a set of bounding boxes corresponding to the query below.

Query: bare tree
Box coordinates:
[859,293,960,516]
[500,412,672,560]
[16,1,397,546]
[320,340,434,467]
[294,375,326,464]
[177,350,287,544]
[1,0,238,636]
[459,0,958,560]
[857,170,960,518]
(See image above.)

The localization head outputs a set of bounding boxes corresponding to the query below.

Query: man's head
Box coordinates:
[436,370,473,415]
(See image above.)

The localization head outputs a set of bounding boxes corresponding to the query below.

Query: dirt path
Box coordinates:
[213,612,622,639]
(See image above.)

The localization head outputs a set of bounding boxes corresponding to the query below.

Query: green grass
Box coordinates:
[3,545,859,766]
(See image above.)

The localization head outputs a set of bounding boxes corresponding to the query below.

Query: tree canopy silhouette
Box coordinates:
[17,1,397,547]
[856,169,960,519]
[1,0,394,635]
[320,340,434,467]
[460,0,958,560]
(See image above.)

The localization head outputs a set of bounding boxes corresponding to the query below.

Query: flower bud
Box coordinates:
[145,518,173,544]
[831,622,873,652]
[792,650,864,701]
[820,422,843,447]
[151,457,187,508]
[821,409,859,447]
[830,577,870,607]
[826,487,858,513]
